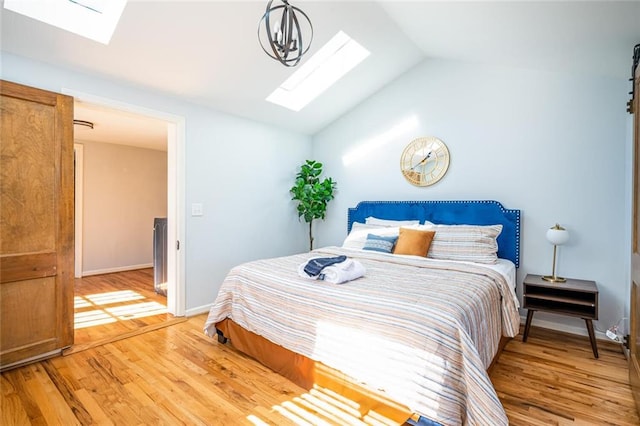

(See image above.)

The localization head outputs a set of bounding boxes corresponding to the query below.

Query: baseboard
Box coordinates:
[82,263,153,277]
[186,303,213,317]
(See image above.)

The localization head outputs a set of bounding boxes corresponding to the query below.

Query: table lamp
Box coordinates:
[542,224,569,282]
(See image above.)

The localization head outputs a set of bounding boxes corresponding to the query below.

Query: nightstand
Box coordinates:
[522,274,599,358]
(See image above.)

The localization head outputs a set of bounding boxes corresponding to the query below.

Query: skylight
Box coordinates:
[3,0,127,44]
[266,31,370,111]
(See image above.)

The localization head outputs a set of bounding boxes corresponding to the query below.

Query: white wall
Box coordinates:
[79,140,167,275]
[1,52,312,313]
[4,51,631,335]
[312,58,630,337]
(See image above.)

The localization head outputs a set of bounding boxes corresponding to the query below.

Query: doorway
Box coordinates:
[67,90,185,350]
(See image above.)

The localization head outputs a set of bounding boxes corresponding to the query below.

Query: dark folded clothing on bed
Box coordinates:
[303,255,347,277]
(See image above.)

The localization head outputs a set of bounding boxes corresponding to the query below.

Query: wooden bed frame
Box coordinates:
[215,200,521,426]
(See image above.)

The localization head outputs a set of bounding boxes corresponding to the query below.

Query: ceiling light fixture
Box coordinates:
[258,0,313,67]
[74,119,94,129]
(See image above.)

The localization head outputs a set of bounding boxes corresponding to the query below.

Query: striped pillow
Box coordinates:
[362,234,398,253]
[425,224,503,264]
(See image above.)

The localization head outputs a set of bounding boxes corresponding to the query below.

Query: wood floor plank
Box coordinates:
[493,327,638,425]
[40,361,92,425]
[4,366,48,426]
[1,314,638,425]
[1,392,30,425]
[22,364,81,426]
[73,388,114,426]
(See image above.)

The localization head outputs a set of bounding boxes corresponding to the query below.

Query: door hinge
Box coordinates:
[176,240,180,250]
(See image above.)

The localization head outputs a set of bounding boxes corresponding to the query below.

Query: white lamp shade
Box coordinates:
[546,225,569,245]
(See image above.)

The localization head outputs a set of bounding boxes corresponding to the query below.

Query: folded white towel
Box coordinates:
[320,259,366,284]
[297,258,365,284]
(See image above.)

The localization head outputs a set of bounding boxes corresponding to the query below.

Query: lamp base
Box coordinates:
[542,275,566,283]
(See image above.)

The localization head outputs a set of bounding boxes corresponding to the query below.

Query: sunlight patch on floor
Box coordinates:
[74,296,93,309]
[74,290,166,329]
[247,384,405,426]
[85,290,145,305]
[106,301,167,319]
[74,309,117,328]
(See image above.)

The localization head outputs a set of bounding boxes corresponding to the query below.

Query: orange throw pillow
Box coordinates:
[393,227,436,257]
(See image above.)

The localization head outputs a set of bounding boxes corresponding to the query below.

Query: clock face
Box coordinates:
[400,137,450,187]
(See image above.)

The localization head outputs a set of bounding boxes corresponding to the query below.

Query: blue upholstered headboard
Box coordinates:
[347,200,521,267]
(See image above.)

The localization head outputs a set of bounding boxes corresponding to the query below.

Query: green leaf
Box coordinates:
[290,160,338,237]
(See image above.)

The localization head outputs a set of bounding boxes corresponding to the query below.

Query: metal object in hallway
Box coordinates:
[153,217,168,296]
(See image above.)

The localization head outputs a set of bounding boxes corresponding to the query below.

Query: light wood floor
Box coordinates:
[72,268,177,351]
[493,327,639,425]
[1,314,638,425]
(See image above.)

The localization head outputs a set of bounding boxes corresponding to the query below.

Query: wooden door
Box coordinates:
[0,80,74,370]
[630,60,640,411]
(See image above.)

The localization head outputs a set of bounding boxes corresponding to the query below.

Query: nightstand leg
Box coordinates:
[585,319,599,359]
[523,309,535,342]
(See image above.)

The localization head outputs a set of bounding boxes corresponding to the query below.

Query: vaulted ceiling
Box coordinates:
[2,1,639,144]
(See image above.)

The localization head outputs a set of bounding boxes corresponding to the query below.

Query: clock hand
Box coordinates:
[411,151,432,170]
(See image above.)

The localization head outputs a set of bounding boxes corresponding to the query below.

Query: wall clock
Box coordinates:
[400,136,450,187]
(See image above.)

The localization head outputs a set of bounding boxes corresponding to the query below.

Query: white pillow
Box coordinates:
[365,216,420,227]
[342,223,401,250]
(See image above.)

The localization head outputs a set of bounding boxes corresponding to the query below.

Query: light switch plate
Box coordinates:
[191,203,203,216]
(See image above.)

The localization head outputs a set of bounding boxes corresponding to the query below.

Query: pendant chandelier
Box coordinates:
[258,0,313,67]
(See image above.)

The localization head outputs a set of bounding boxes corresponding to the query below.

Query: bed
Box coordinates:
[204,200,521,425]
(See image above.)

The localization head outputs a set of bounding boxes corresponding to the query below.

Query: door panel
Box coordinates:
[0,80,74,370]
[1,277,58,349]
[1,96,57,253]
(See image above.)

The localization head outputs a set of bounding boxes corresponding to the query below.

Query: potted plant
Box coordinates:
[290,160,337,251]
